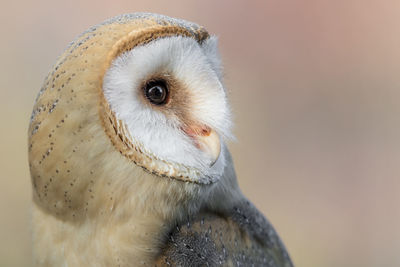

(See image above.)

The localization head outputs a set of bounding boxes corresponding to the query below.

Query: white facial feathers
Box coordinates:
[103,36,232,180]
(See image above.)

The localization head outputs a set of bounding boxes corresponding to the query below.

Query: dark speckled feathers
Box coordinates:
[157,200,293,267]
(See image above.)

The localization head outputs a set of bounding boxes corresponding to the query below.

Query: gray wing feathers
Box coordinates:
[156,200,293,267]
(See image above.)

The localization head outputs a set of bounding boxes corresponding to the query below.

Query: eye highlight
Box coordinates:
[143,80,169,105]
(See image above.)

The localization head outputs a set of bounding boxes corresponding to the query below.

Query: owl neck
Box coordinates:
[32,168,212,265]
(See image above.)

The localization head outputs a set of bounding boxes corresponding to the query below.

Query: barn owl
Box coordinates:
[28,13,293,266]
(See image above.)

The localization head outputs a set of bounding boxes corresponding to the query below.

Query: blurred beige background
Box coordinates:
[1,0,400,266]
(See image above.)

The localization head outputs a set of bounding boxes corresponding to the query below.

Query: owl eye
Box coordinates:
[144,80,169,105]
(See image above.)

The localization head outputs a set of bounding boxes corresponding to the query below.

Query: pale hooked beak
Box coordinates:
[182,125,221,166]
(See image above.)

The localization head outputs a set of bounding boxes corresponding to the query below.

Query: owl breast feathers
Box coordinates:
[28,13,293,267]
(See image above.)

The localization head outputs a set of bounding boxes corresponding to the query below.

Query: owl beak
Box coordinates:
[197,129,221,166]
[182,125,221,166]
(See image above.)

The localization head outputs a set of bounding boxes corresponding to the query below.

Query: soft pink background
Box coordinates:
[1,0,400,266]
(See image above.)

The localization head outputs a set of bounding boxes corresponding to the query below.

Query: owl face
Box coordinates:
[102,36,232,183]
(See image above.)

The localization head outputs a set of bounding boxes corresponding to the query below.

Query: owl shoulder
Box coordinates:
[155,200,293,267]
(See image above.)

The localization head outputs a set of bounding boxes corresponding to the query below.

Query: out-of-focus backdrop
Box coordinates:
[2,0,400,266]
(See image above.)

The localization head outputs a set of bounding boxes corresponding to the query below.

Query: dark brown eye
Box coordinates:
[144,80,168,105]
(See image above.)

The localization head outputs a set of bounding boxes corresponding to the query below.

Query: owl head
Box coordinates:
[28,13,234,218]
